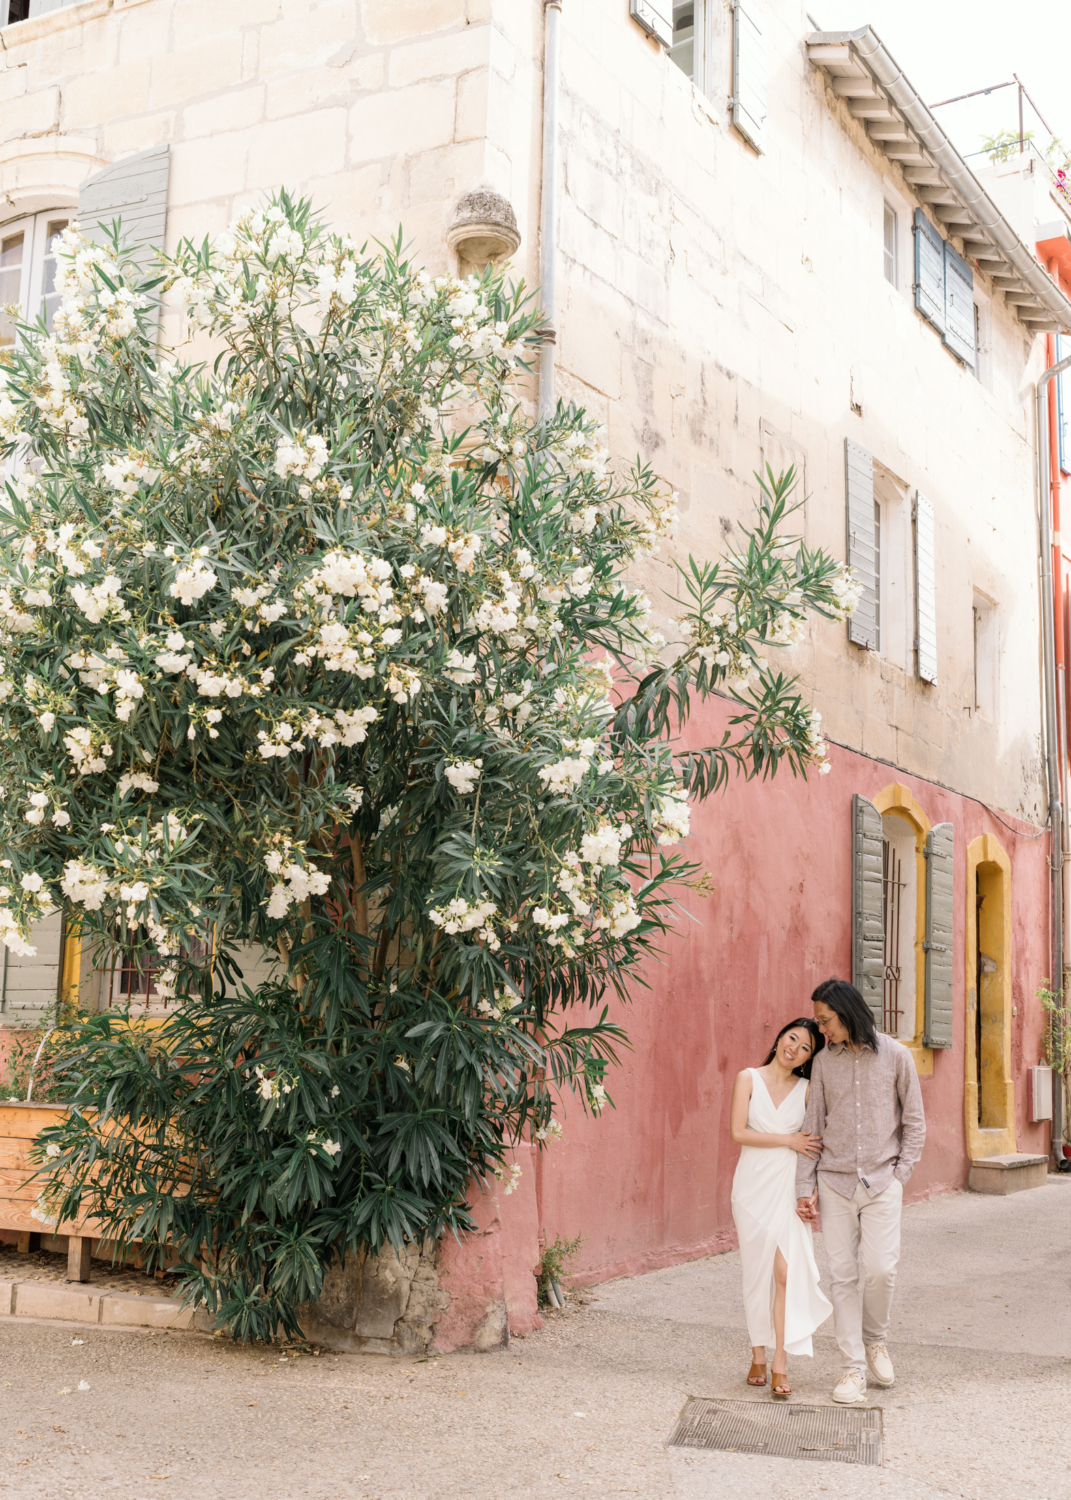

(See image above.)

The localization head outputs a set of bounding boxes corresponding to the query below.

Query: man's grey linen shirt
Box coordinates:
[795,1033,926,1200]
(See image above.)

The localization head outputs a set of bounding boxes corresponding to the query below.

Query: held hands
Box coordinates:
[786,1131,822,1159]
[795,1194,819,1224]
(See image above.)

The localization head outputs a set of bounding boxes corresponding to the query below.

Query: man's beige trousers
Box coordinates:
[817,1176,903,1372]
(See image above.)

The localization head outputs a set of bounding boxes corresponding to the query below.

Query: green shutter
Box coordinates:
[845,439,878,650]
[924,821,954,1048]
[0,910,63,1026]
[852,793,884,1030]
[77,144,170,289]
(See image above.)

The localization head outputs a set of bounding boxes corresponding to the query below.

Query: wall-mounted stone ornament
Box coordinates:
[446,189,521,274]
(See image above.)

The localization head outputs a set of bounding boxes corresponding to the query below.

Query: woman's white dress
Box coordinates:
[731,1068,832,1356]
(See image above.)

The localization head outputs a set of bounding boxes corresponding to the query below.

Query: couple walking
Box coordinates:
[729,978,926,1403]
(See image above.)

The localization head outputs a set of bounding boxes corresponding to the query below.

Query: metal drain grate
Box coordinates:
[667,1397,882,1466]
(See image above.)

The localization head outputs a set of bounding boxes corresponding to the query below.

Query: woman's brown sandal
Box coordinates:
[747,1362,767,1387]
[771,1370,791,1400]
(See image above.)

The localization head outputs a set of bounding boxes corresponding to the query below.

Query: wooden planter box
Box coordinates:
[0,1102,99,1281]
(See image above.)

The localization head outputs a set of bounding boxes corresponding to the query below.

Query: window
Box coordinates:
[883,202,898,287]
[972,592,998,719]
[0,211,71,348]
[102,934,211,1017]
[2,1,85,23]
[669,2,694,77]
[874,466,912,670]
[881,813,917,1039]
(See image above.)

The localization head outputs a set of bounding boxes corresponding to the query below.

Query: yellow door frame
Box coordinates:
[964,834,1016,1159]
[872,782,934,1076]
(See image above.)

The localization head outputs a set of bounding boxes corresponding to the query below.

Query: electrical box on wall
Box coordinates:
[1029,1064,1053,1123]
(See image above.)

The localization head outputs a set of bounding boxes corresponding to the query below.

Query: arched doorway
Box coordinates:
[964,835,1016,1158]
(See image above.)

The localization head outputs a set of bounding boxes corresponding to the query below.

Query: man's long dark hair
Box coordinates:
[761,1017,825,1078]
[812,977,880,1051]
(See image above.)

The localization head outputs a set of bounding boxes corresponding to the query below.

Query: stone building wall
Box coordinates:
[0,0,1062,1325]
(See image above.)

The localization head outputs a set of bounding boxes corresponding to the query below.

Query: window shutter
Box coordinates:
[629,0,673,46]
[732,1,767,154]
[0,910,62,1025]
[923,821,954,1049]
[942,241,975,366]
[914,489,938,684]
[912,209,945,333]
[1057,335,1071,477]
[845,438,878,649]
[77,145,170,284]
[852,793,885,1031]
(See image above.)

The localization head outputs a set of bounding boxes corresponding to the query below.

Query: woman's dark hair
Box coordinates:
[762,1017,825,1078]
[811,977,880,1052]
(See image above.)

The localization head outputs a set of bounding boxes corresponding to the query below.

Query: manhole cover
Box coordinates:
[667,1397,882,1466]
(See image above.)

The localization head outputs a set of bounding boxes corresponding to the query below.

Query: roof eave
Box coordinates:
[806,27,1071,335]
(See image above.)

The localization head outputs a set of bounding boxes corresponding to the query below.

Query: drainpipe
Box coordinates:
[1037,349,1071,1163]
[538,0,562,420]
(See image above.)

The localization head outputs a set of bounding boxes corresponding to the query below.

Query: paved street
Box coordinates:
[1,1178,1069,1500]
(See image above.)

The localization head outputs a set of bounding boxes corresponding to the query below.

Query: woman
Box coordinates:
[730,1018,832,1398]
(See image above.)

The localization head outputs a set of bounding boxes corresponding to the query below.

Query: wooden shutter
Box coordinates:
[629,0,673,46]
[77,144,170,282]
[914,490,938,684]
[732,1,767,154]
[913,209,945,333]
[845,438,878,649]
[942,242,975,366]
[0,911,62,1025]
[923,822,954,1048]
[852,794,885,1030]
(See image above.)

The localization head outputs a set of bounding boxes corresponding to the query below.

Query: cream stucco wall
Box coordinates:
[0,0,1052,830]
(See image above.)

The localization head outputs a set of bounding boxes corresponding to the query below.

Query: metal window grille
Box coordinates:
[881,838,905,1035]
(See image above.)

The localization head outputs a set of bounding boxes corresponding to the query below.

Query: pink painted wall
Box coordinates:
[532,696,1051,1288]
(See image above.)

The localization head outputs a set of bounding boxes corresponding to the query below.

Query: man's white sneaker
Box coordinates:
[831,1369,868,1405]
[865,1342,895,1387]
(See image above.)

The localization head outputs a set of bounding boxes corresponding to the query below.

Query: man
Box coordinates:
[796,977,926,1406]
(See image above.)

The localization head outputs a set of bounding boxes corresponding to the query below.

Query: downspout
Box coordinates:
[1037,348,1071,1164]
[1046,315,1071,972]
[538,0,562,420]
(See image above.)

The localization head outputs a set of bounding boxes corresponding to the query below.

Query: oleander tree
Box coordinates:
[0,193,858,1341]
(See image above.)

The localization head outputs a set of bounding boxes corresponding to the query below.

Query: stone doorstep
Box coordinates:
[0,1275,211,1331]
[968,1153,1050,1195]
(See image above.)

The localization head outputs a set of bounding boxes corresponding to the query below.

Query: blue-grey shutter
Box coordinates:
[942,242,975,366]
[629,0,673,46]
[913,209,945,334]
[0,911,62,1025]
[923,821,954,1048]
[914,490,938,684]
[853,794,885,1031]
[845,438,878,649]
[732,1,767,154]
[77,145,170,283]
